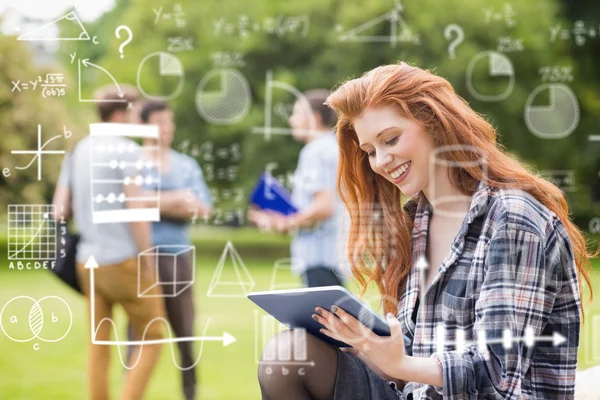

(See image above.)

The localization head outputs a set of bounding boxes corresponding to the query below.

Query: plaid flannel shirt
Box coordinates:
[398,182,581,399]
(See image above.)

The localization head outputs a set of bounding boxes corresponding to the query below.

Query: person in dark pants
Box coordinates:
[127,101,213,400]
[249,89,348,288]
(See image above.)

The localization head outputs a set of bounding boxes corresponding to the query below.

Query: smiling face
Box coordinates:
[353,105,437,198]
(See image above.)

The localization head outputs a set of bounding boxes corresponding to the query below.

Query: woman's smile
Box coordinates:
[388,161,411,183]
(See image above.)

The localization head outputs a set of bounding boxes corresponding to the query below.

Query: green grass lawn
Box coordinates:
[0,237,599,399]
[0,253,291,400]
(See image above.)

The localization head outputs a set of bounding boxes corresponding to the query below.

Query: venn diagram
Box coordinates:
[0,296,72,344]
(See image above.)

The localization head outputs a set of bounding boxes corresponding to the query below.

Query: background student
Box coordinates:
[53,85,165,400]
[249,89,348,288]
[126,100,213,400]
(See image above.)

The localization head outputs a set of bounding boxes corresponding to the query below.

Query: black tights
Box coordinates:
[127,253,197,400]
[258,332,339,400]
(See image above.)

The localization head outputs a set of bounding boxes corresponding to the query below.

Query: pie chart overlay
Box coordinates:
[524,83,579,139]
[137,51,184,101]
[466,51,514,102]
[195,69,251,124]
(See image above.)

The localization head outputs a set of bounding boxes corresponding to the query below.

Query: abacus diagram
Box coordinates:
[89,123,161,224]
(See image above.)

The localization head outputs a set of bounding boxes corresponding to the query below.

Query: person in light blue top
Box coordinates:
[144,142,213,250]
[249,89,348,287]
[127,100,212,400]
[146,149,212,248]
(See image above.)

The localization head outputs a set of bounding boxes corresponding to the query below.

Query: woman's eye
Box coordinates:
[367,150,375,158]
[385,136,399,146]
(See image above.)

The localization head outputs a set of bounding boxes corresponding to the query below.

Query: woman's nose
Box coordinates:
[376,151,393,171]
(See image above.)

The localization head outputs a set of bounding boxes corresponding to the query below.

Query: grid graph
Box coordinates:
[8,205,57,260]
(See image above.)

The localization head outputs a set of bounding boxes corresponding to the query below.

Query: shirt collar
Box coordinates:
[407,180,491,224]
[465,180,491,224]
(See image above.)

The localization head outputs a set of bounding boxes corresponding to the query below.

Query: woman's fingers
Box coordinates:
[313,307,344,334]
[313,306,375,348]
[331,305,376,341]
[313,308,357,344]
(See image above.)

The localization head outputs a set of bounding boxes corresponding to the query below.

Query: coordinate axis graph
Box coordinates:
[11,125,65,181]
[85,256,236,370]
[8,205,57,261]
[78,58,126,102]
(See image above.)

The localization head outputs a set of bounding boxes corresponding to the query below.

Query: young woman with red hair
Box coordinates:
[257,63,595,399]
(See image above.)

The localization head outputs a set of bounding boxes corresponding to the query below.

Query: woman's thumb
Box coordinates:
[386,312,402,337]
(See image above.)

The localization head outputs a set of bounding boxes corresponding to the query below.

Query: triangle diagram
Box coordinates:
[337,3,418,45]
[206,241,255,297]
[18,11,90,41]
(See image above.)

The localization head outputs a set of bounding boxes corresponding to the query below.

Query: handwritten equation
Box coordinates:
[178,141,241,183]
[544,170,576,192]
[550,21,599,46]
[153,4,186,28]
[196,206,245,226]
[213,14,309,38]
[167,36,194,52]
[179,141,241,163]
[211,52,246,68]
[483,4,516,27]
[497,36,524,52]
[538,66,573,83]
[11,74,67,98]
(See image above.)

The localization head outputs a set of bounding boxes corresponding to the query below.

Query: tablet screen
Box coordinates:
[248,286,391,348]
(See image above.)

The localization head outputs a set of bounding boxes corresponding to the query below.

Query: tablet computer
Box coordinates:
[248,286,390,347]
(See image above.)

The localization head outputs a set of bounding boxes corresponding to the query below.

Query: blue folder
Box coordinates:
[249,173,298,215]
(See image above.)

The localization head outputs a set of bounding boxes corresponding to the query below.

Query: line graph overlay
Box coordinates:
[425,324,567,354]
[85,256,236,370]
[11,125,66,181]
[8,205,57,260]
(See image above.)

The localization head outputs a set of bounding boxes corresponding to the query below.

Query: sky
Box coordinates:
[0,0,115,36]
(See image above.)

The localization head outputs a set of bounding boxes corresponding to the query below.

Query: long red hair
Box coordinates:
[326,63,596,315]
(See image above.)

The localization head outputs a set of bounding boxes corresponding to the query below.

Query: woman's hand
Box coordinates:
[312,306,408,381]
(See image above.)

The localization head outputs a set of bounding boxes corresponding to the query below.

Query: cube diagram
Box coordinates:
[138,245,195,298]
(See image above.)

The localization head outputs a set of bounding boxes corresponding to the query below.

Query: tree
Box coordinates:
[1,33,73,206]
[49,0,600,223]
